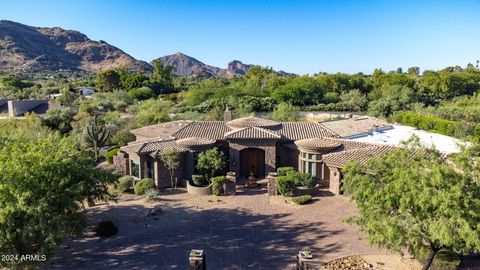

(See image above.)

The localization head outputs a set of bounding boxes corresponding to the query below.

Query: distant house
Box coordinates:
[79,88,95,96]
[0,99,62,117]
[113,111,396,195]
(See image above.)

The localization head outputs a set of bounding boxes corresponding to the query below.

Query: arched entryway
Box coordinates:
[239,148,265,178]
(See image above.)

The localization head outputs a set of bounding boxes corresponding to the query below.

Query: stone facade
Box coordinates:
[328,167,342,195]
[228,140,277,177]
[113,151,129,175]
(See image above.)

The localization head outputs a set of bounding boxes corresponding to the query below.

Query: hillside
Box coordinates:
[0,20,152,72]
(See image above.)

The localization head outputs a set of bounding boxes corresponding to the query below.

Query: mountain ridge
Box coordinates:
[0,20,294,77]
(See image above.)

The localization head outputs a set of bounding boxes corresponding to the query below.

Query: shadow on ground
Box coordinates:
[46,199,343,269]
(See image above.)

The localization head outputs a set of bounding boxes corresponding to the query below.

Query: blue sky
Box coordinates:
[1,0,479,74]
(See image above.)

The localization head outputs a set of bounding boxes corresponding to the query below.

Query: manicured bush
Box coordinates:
[134,178,155,195]
[191,174,207,187]
[277,167,296,176]
[144,188,159,203]
[394,112,458,137]
[277,175,296,196]
[291,195,313,205]
[105,147,120,164]
[210,176,225,196]
[116,175,134,193]
[95,221,118,237]
[293,172,315,188]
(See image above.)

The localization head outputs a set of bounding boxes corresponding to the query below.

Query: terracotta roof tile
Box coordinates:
[130,120,193,139]
[322,145,396,167]
[172,121,231,140]
[224,127,281,140]
[320,116,393,138]
[226,116,281,129]
[278,122,339,140]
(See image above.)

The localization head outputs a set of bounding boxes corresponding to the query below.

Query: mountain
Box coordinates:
[157,52,229,77]
[155,53,295,78]
[0,20,151,72]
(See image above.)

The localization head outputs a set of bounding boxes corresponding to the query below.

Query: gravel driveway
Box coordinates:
[46,187,385,269]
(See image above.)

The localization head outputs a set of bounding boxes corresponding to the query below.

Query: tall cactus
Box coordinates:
[85,116,110,161]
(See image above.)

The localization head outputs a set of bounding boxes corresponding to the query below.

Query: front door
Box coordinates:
[240,148,265,178]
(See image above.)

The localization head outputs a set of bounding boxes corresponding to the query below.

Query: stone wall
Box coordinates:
[113,151,129,175]
[328,166,342,195]
[267,174,277,196]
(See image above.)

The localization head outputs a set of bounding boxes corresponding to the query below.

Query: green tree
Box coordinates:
[0,118,115,267]
[196,147,227,180]
[271,102,299,121]
[96,69,121,92]
[271,76,323,106]
[342,144,480,270]
[150,60,174,94]
[134,99,173,127]
[41,108,75,134]
[160,149,181,189]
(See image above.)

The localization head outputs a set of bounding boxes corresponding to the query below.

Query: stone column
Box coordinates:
[189,250,206,270]
[329,167,341,195]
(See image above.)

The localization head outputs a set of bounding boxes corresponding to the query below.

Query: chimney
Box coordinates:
[224,106,233,121]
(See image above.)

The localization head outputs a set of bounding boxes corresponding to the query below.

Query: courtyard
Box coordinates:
[46,186,392,270]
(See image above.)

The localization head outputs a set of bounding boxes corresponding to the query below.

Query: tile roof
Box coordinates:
[226,116,281,129]
[172,121,231,140]
[320,116,393,138]
[322,145,397,167]
[294,138,342,152]
[130,120,193,139]
[278,122,339,140]
[224,127,281,140]
[121,138,187,155]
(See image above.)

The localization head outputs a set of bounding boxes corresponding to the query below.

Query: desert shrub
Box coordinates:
[291,195,313,205]
[277,167,295,176]
[134,178,155,195]
[191,174,207,187]
[144,188,159,203]
[105,147,120,164]
[211,176,225,196]
[127,87,155,100]
[95,221,118,237]
[277,175,296,196]
[116,175,134,193]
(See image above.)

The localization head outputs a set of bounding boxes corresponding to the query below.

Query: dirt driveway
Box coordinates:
[46,187,385,269]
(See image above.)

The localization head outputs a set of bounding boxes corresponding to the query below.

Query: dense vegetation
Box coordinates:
[0,116,116,268]
[2,62,480,149]
[342,141,480,270]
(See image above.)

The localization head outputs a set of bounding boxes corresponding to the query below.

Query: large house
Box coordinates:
[113,110,395,194]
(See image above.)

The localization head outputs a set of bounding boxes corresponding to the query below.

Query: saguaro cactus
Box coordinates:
[85,116,110,161]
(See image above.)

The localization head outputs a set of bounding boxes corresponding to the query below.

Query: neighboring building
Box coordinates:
[114,112,396,194]
[0,99,62,117]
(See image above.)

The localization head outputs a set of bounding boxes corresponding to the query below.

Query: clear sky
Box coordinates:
[1,0,479,74]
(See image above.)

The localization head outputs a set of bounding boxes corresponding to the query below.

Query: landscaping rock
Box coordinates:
[321,256,382,270]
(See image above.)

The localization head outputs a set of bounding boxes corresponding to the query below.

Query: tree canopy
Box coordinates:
[342,142,480,270]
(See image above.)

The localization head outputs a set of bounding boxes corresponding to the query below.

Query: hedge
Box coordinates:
[210,176,225,196]
[134,178,155,195]
[277,170,315,196]
[105,147,120,164]
[394,112,457,137]
[277,166,295,176]
[291,195,313,205]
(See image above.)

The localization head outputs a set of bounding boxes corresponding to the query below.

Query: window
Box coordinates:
[299,151,321,178]
[131,160,140,178]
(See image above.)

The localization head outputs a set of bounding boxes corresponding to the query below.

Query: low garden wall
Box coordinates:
[186,180,212,196]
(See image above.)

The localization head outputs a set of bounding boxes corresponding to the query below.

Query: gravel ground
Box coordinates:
[45,186,390,269]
